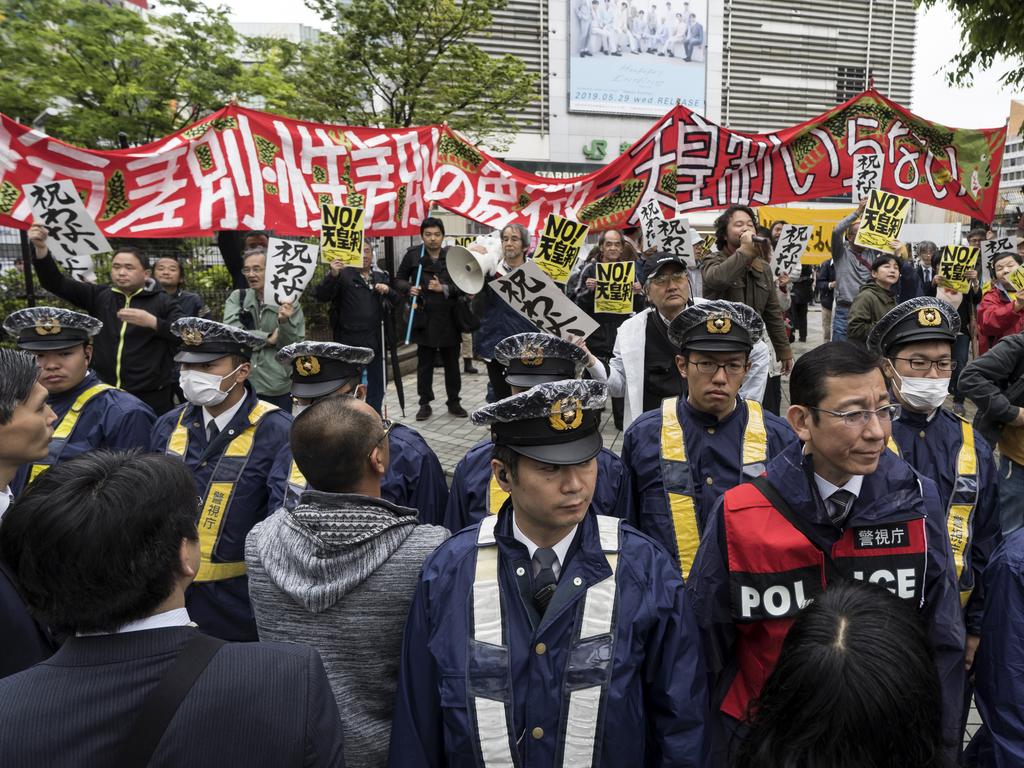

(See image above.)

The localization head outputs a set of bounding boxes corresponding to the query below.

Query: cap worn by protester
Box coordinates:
[471,379,607,465]
[3,307,102,351]
[493,332,589,388]
[667,299,764,353]
[276,341,375,399]
[867,296,960,356]
[171,317,264,363]
[646,252,691,280]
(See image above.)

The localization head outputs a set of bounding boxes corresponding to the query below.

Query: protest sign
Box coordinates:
[448,235,477,247]
[263,238,320,308]
[320,204,364,267]
[533,214,589,284]
[636,199,695,265]
[23,179,108,282]
[771,225,812,278]
[980,236,1021,266]
[493,260,599,339]
[852,154,883,204]
[854,189,911,253]
[595,261,635,314]
[938,245,980,293]
[701,233,717,255]
[756,206,855,265]
[1006,264,1024,294]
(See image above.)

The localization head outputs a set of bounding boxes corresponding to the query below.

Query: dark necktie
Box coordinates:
[532,548,559,616]
[207,421,220,443]
[828,489,855,528]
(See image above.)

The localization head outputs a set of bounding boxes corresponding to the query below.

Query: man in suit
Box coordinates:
[0,450,345,766]
[916,241,939,298]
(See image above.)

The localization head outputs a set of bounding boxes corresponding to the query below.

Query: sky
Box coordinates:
[188,0,1022,129]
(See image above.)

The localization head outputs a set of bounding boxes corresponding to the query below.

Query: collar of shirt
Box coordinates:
[0,486,12,520]
[511,511,578,580]
[813,472,864,503]
[77,607,194,637]
[203,395,247,435]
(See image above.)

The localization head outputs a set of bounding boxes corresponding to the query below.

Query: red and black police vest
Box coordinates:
[720,481,928,721]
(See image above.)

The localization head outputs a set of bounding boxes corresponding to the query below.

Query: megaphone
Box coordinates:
[447,245,497,294]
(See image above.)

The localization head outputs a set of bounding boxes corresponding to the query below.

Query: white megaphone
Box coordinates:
[447,244,497,294]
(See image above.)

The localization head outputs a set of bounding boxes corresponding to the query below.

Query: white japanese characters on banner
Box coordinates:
[636,199,695,266]
[493,260,599,339]
[23,179,108,282]
[851,154,883,203]
[771,224,812,278]
[263,237,320,308]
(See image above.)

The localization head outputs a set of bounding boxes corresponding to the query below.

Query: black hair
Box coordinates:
[154,256,185,288]
[967,227,988,242]
[112,245,150,271]
[420,216,445,237]
[491,442,521,482]
[789,342,883,418]
[714,205,757,250]
[733,580,952,768]
[0,348,39,424]
[992,251,1021,270]
[290,395,385,493]
[0,451,199,636]
[870,253,899,271]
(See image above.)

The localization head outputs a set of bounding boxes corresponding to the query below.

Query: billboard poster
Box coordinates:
[568,0,707,116]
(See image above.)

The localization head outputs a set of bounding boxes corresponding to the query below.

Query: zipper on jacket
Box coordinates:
[113,287,142,388]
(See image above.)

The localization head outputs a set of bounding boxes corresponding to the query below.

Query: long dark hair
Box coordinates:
[732,580,953,768]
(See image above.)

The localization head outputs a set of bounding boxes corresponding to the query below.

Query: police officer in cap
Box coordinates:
[686,341,965,761]
[4,307,155,495]
[149,318,292,641]
[389,379,708,767]
[870,297,1000,680]
[621,299,794,582]
[273,341,449,524]
[444,332,628,533]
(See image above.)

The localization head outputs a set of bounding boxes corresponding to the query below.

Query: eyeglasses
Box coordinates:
[369,418,394,457]
[810,404,901,427]
[688,360,746,376]
[241,267,264,275]
[650,272,688,287]
[889,357,957,373]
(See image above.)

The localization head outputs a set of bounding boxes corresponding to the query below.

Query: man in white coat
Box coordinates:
[606,253,768,430]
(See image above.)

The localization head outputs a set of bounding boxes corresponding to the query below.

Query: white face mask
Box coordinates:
[179,365,242,408]
[888,364,950,412]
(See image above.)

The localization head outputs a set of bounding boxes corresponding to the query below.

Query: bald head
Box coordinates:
[290,395,388,493]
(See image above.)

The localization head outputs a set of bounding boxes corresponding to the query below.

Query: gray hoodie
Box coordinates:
[245,491,449,768]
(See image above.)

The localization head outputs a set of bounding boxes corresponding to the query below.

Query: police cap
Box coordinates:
[667,299,764,353]
[171,318,263,363]
[493,332,589,388]
[867,296,960,356]
[276,341,375,398]
[3,307,102,351]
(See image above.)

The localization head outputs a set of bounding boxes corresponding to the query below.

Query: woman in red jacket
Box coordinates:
[978,251,1024,354]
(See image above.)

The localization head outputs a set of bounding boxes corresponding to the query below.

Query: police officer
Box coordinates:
[389,380,708,767]
[149,318,292,641]
[868,297,1000,677]
[273,341,449,524]
[3,307,155,495]
[686,341,965,760]
[620,299,794,581]
[444,332,626,533]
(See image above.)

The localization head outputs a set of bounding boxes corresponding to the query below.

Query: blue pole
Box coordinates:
[404,259,424,345]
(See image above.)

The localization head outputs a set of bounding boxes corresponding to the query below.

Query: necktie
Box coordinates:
[207,421,220,443]
[532,548,559,616]
[828,489,855,527]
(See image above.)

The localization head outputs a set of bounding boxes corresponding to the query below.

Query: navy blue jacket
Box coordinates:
[388,508,709,767]
[0,626,345,766]
[443,439,630,533]
[149,385,292,641]
[686,440,966,755]
[621,397,795,562]
[891,408,1000,634]
[0,560,57,680]
[11,371,155,496]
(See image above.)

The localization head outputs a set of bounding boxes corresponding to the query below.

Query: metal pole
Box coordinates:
[19,229,36,308]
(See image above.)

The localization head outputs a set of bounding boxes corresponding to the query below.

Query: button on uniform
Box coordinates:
[707,427,715,435]
[531,727,544,740]
[705,477,714,486]
[535,642,547,655]
[919,431,926,439]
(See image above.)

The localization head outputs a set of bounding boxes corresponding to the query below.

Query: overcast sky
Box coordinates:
[196,0,1022,129]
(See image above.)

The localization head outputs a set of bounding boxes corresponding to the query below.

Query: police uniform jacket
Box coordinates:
[621,396,795,570]
[891,408,1000,635]
[388,506,709,767]
[11,371,155,496]
[686,440,966,754]
[149,384,292,641]
[443,439,630,533]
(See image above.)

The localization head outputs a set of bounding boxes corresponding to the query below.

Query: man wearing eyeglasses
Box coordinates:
[686,341,965,762]
[869,298,999,692]
[620,299,794,585]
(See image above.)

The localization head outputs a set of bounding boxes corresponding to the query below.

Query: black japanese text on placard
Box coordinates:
[493,260,599,339]
[264,237,320,308]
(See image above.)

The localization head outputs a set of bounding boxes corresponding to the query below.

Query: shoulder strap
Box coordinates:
[116,633,226,766]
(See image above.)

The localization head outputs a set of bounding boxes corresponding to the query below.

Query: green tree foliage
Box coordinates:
[0,0,247,147]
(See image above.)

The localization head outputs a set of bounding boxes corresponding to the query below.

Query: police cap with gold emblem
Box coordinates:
[867,296,960,356]
[276,341,375,398]
[493,332,589,388]
[667,299,764,353]
[171,317,263,363]
[3,307,102,351]
[471,379,607,465]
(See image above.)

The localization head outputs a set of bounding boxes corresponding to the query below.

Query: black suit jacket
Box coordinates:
[0,626,345,767]
[916,263,938,297]
[0,559,57,679]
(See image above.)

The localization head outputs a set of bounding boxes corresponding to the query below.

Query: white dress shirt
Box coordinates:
[813,472,864,521]
[202,396,246,438]
[0,486,13,520]
[512,512,578,581]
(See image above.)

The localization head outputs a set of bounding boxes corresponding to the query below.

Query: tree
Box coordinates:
[0,0,248,147]
[258,0,538,148]
[917,0,1024,92]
